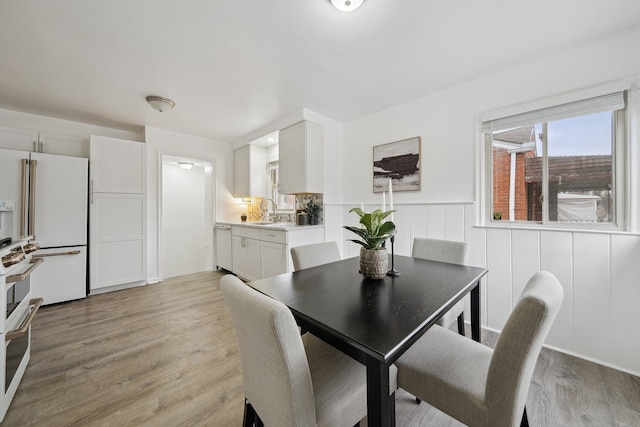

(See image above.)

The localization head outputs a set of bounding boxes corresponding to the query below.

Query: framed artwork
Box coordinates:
[373,136,421,193]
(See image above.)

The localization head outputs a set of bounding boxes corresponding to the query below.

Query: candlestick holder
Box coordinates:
[387,231,400,277]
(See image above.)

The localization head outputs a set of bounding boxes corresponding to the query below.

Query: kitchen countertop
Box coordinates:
[216,221,324,230]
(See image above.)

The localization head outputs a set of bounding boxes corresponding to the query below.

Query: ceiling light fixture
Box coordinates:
[178,161,194,170]
[329,0,364,12]
[146,95,175,112]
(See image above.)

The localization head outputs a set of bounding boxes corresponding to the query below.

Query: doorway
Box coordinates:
[160,154,214,280]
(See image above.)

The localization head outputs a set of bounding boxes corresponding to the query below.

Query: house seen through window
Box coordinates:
[484,92,626,228]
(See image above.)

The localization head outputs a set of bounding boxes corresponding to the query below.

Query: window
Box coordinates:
[482,91,626,229]
[266,161,295,212]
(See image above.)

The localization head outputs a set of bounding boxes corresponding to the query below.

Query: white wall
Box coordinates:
[328,27,640,375]
[145,127,235,283]
[162,162,206,279]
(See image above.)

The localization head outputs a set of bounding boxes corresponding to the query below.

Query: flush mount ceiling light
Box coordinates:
[146,95,175,112]
[330,0,364,12]
[178,161,194,170]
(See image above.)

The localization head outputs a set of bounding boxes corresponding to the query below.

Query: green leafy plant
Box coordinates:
[343,208,395,250]
[306,199,321,220]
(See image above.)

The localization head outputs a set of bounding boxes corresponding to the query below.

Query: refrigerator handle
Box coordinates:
[90,179,94,204]
[20,159,29,236]
[28,159,37,239]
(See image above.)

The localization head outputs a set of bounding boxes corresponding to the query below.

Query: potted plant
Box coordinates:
[343,207,395,280]
[306,199,321,225]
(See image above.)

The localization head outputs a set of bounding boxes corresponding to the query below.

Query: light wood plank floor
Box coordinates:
[4,271,639,426]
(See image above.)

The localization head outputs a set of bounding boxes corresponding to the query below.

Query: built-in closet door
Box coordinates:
[89,135,146,291]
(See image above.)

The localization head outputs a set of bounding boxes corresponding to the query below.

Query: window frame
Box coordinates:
[480,92,628,232]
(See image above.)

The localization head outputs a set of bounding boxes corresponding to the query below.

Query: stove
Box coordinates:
[0,237,43,421]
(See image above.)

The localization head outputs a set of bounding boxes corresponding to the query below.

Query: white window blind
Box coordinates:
[482,91,625,132]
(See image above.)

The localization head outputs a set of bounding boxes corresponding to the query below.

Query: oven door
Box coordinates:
[1,298,42,422]
[5,258,43,330]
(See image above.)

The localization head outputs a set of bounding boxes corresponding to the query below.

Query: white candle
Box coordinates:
[388,178,394,221]
[360,202,364,212]
[382,192,386,212]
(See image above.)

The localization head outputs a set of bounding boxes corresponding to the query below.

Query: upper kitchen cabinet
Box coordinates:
[0,126,88,158]
[278,120,323,194]
[234,144,267,198]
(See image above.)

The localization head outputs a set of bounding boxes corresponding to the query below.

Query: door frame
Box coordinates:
[157,152,216,282]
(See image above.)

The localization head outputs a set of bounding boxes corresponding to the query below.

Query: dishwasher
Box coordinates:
[214,224,233,271]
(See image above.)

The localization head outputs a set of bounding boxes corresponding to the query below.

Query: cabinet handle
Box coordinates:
[90,179,94,204]
[6,298,43,341]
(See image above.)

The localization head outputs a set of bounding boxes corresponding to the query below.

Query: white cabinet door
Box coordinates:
[90,135,146,194]
[39,132,88,158]
[232,235,261,281]
[0,127,88,158]
[261,241,288,279]
[89,136,146,292]
[234,145,267,198]
[91,193,145,290]
[0,127,38,152]
[278,121,323,194]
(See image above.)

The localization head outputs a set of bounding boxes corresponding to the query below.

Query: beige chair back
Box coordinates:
[485,271,564,426]
[412,237,469,265]
[291,241,341,271]
[221,274,316,426]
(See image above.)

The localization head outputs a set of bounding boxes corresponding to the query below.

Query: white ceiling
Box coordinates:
[1,1,639,143]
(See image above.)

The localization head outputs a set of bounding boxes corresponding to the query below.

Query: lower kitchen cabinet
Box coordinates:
[261,241,287,279]
[232,235,261,281]
[229,224,324,280]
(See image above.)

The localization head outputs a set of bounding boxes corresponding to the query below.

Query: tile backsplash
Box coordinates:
[241,194,324,224]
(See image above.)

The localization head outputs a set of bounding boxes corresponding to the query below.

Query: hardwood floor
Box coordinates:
[4,271,639,426]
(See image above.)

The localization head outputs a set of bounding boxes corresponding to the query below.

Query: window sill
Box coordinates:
[476,222,638,236]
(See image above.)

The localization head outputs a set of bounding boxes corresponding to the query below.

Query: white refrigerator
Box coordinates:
[0,148,88,305]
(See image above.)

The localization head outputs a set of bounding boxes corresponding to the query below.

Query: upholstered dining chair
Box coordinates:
[221,274,382,427]
[412,237,470,335]
[396,271,564,427]
[291,241,342,271]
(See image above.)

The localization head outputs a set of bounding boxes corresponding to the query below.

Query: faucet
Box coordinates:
[260,198,277,222]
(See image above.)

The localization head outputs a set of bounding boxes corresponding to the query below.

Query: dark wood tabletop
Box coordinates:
[248,254,488,427]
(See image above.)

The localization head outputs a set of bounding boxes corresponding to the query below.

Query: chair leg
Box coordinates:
[520,406,529,427]
[415,397,421,404]
[457,312,465,336]
[243,399,256,427]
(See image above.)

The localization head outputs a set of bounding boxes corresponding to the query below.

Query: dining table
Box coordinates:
[248,254,488,427]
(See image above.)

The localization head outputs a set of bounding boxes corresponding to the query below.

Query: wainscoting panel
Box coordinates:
[573,233,611,363]
[409,205,427,250]
[511,229,540,307]
[464,204,488,326]
[328,201,640,375]
[486,228,513,330]
[444,204,466,242]
[426,205,445,239]
[610,234,640,373]
[540,231,574,350]
[394,204,412,256]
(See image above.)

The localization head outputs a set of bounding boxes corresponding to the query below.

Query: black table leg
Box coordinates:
[365,355,394,427]
[471,280,481,343]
